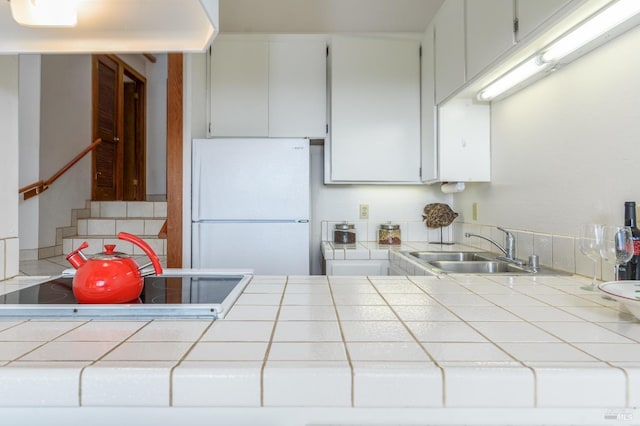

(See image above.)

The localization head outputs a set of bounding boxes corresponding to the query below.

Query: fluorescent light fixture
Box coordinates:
[477,0,640,102]
[541,0,640,63]
[10,0,79,27]
[476,56,550,101]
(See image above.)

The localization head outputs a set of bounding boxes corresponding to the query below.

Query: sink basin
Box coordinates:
[403,251,572,275]
[429,260,527,274]
[407,251,494,262]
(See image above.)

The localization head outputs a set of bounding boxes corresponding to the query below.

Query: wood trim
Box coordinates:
[166,53,183,268]
[143,54,157,63]
[108,54,146,83]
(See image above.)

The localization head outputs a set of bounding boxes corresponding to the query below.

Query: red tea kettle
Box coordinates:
[66,232,163,304]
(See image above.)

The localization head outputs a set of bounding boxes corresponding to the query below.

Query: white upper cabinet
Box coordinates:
[438,99,491,182]
[209,36,327,138]
[268,40,327,138]
[421,24,438,183]
[466,0,515,81]
[329,35,421,183]
[516,0,572,41]
[434,0,465,104]
[209,39,269,137]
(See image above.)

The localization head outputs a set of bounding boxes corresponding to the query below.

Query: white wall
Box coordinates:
[146,54,168,198]
[455,24,640,238]
[38,55,92,249]
[0,55,20,279]
[18,55,40,257]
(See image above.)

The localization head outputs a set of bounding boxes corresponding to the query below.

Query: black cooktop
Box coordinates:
[0,274,250,319]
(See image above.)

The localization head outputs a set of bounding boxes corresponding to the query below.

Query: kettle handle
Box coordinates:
[117,232,163,275]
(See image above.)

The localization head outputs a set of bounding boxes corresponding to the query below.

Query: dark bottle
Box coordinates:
[619,201,640,280]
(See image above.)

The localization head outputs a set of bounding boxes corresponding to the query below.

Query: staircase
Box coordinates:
[62,201,167,257]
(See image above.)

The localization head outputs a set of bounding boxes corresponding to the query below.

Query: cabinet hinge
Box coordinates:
[419,46,422,57]
[208,45,212,56]
[326,46,329,57]
[513,18,519,34]
[208,122,211,134]
[325,124,329,134]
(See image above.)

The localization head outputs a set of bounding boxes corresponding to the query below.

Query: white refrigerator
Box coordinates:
[192,138,310,275]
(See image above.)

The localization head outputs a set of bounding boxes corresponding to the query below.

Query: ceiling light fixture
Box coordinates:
[477,0,640,102]
[10,0,79,27]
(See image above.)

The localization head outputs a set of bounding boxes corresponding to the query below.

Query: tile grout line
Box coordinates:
[385,275,469,408]
[327,275,355,407]
[167,318,218,407]
[259,275,287,408]
[76,319,151,407]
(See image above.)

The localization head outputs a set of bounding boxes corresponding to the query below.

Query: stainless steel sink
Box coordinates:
[429,260,526,274]
[403,251,572,275]
[408,251,494,262]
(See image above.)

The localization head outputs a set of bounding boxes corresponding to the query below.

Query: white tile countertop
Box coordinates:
[0,273,639,425]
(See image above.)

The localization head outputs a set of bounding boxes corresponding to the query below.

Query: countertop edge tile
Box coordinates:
[442,366,535,408]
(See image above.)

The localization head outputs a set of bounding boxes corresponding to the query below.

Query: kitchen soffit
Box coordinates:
[218,0,445,33]
[0,0,217,53]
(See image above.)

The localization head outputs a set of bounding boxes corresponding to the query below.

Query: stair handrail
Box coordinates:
[19,138,103,200]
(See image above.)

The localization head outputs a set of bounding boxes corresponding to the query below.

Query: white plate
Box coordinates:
[598,280,640,320]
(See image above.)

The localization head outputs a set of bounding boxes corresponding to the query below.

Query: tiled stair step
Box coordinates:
[77,218,165,237]
[62,236,166,256]
[88,201,167,219]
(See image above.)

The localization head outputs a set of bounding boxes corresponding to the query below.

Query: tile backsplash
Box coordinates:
[1,237,19,281]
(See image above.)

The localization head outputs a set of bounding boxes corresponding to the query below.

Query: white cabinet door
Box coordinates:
[466,0,515,80]
[438,98,490,182]
[269,40,327,138]
[330,35,421,183]
[434,0,465,104]
[421,24,438,183]
[516,0,572,41]
[209,39,269,136]
[325,260,389,276]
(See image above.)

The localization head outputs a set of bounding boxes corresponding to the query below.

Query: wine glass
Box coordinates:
[578,224,602,290]
[600,226,634,281]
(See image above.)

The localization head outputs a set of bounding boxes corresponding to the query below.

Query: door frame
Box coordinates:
[91,54,147,201]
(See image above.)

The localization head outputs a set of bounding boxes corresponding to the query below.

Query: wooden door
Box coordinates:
[92,55,121,201]
[123,75,146,201]
[92,55,146,201]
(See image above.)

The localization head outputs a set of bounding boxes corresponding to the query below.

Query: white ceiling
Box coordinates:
[218,0,444,34]
[0,0,443,53]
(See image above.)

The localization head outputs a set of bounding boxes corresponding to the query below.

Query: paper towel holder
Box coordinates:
[441,182,465,193]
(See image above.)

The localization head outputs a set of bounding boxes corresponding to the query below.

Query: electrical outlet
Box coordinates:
[472,203,478,221]
[359,204,369,220]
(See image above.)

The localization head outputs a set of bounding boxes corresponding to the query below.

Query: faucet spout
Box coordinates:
[464,232,508,257]
[465,226,521,265]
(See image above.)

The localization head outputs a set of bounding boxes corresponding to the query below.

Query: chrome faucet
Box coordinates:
[465,227,522,266]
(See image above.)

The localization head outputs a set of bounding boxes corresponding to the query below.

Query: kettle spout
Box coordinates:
[66,241,89,269]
